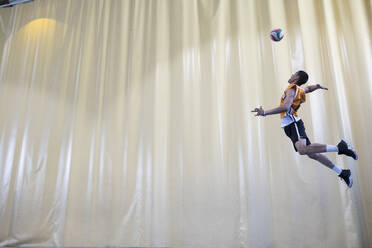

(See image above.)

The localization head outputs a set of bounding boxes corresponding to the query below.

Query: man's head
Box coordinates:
[288,70,308,86]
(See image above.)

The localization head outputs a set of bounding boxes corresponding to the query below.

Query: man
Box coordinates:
[252,71,358,188]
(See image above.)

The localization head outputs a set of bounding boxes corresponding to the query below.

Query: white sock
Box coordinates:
[332,165,342,175]
[326,145,338,152]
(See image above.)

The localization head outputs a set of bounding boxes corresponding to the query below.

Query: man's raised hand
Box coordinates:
[316,84,328,90]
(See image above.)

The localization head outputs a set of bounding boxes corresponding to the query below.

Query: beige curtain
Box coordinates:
[0,0,371,247]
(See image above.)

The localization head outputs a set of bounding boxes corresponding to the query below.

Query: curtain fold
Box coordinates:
[0,0,371,247]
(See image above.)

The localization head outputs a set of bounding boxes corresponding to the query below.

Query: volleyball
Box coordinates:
[270,28,284,42]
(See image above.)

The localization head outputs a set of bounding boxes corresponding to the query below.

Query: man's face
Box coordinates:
[288,72,299,84]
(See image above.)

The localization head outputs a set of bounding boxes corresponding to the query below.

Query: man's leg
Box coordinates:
[290,120,357,159]
[307,153,338,171]
[299,143,327,154]
[295,139,338,171]
[298,142,343,154]
[295,139,353,187]
[296,141,358,160]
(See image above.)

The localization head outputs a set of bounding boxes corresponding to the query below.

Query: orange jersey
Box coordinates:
[280,84,306,118]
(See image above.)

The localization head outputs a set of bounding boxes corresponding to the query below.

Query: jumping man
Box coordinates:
[252,71,358,188]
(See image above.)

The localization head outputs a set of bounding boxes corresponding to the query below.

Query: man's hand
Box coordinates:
[305,84,328,93]
[316,84,328,90]
[251,106,265,116]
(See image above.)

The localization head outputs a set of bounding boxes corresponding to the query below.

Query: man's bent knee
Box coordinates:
[298,148,308,155]
[296,145,309,155]
[295,139,308,155]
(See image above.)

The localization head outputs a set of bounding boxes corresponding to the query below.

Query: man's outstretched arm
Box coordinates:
[305,83,328,93]
[251,88,295,117]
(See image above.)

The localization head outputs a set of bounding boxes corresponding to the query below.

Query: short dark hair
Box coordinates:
[296,71,308,85]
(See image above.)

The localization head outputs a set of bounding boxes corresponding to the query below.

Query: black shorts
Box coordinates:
[283,119,311,152]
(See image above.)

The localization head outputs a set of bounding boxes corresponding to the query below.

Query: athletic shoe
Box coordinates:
[337,140,358,160]
[338,169,353,188]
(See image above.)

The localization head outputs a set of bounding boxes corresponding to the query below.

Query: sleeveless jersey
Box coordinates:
[280,83,306,119]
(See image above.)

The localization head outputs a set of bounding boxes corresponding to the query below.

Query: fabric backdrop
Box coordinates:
[0,0,372,247]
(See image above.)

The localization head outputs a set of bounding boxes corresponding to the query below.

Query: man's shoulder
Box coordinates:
[297,87,306,97]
